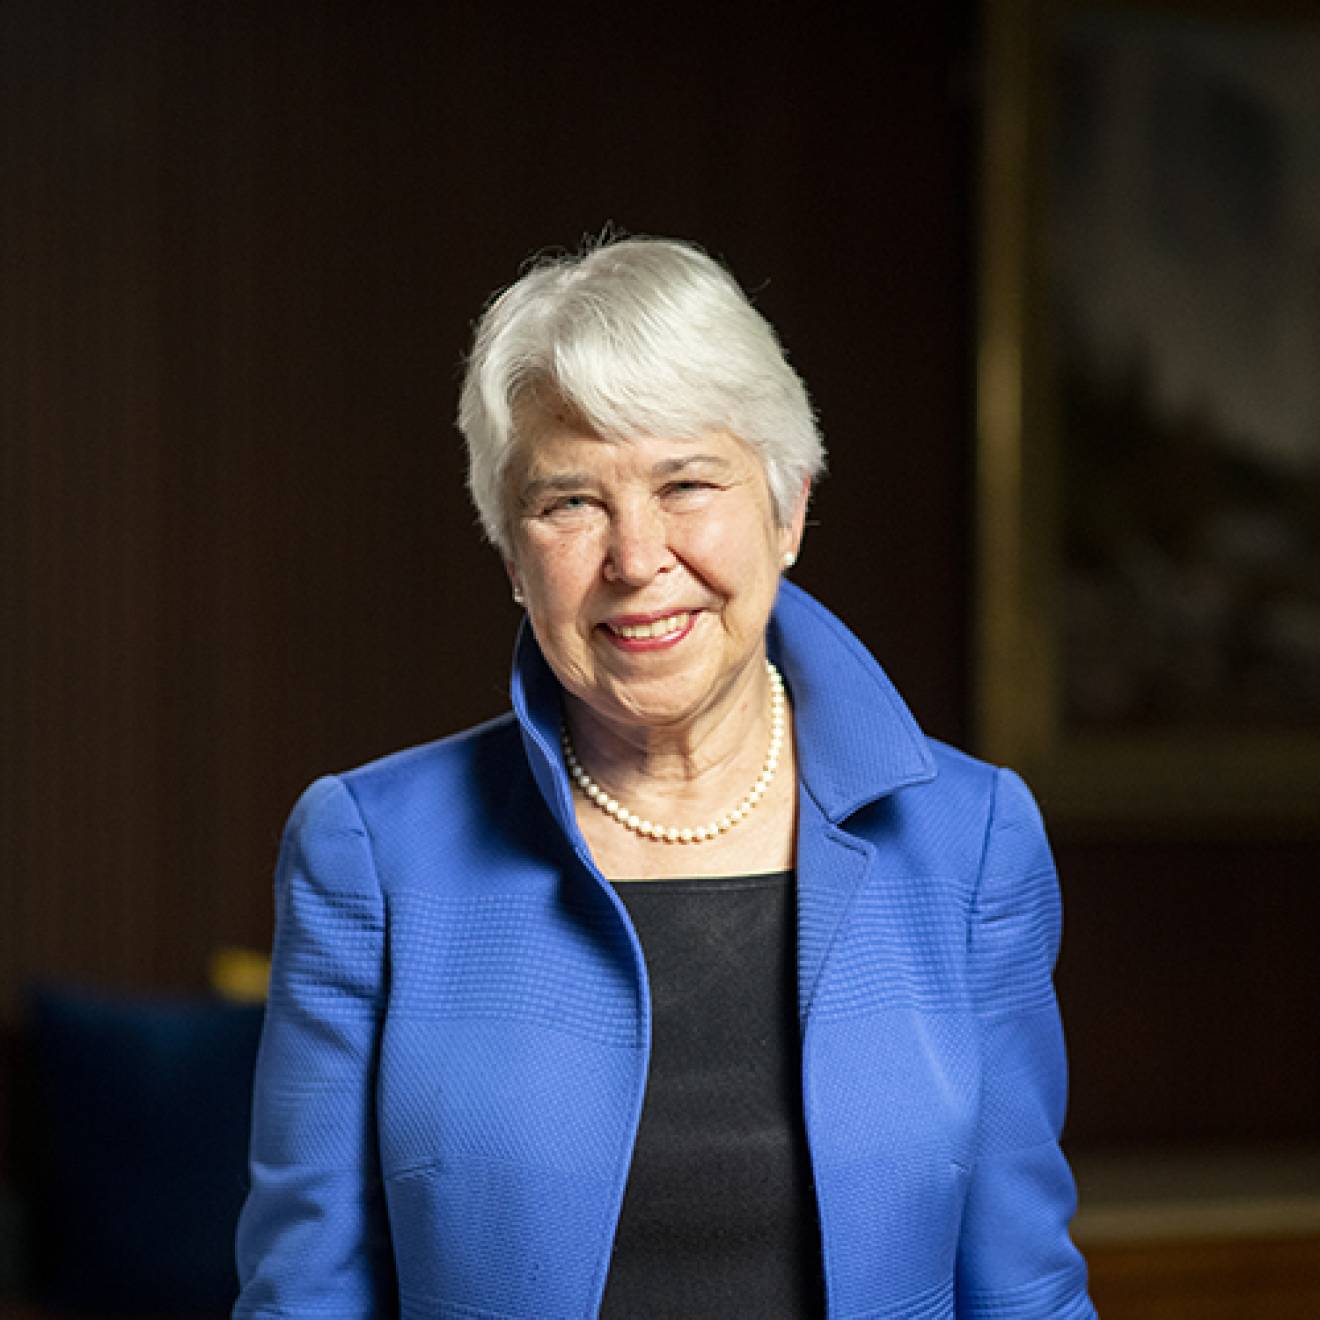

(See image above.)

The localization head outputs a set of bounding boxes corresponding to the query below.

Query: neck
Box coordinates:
[562,656,776,816]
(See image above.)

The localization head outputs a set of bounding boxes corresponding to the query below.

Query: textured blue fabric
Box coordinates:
[234,582,1094,1319]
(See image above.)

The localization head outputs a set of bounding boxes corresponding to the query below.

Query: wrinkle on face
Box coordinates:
[503,414,805,778]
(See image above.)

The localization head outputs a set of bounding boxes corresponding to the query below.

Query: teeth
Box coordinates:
[611,611,690,640]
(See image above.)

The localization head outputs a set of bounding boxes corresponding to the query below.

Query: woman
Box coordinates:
[235,237,1094,1318]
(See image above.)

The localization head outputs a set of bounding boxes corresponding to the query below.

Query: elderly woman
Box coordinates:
[235,237,1094,1318]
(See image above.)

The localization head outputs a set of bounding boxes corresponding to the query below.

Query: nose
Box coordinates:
[603,502,674,586]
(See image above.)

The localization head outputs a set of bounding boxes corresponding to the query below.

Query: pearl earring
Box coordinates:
[512,585,525,606]
[781,551,797,570]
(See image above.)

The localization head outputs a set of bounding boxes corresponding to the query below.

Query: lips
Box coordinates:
[604,611,693,641]
[599,609,700,652]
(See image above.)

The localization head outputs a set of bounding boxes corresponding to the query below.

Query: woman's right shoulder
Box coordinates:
[284,711,529,846]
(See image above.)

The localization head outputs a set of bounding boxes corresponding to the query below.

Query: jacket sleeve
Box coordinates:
[955,768,1095,1318]
[234,775,396,1317]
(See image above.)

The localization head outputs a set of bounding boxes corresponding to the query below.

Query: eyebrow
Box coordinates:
[652,455,736,479]
[517,455,736,507]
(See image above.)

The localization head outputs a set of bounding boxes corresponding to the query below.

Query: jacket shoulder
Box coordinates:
[926,736,999,795]
[861,738,1016,877]
[329,712,530,846]
[914,739,1053,872]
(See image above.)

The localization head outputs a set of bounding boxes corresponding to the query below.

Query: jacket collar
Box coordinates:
[511,579,936,842]
[766,580,936,818]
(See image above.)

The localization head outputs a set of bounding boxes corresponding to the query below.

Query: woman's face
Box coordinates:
[506,413,806,739]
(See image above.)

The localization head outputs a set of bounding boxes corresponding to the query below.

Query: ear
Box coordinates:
[505,559,526,606]
[779,478,811,563]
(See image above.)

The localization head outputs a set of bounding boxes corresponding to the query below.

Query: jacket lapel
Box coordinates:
[794,789,875,1024]
[767,583,937,1026]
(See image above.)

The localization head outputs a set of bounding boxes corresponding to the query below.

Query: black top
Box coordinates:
[598,872,826,1318]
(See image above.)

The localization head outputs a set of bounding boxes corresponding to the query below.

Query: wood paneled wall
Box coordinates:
[0,1,975,1007]
[2,1,1317,1151]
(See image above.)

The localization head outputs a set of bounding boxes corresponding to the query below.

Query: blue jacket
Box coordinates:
[235,582,1094,1319]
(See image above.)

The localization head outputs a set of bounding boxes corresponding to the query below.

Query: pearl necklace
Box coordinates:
[560,661,786,844]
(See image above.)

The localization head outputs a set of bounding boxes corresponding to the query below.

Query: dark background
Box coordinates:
[2,0,1316,1165]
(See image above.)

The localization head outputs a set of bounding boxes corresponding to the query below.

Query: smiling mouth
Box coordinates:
[605,611,693,641]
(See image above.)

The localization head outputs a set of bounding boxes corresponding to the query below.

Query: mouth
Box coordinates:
[600,610,698,651]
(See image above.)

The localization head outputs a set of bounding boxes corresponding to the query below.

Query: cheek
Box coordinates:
[523,539,599,621]
[696,516,780,590]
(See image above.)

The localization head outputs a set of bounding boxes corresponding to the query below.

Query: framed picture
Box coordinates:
[976,0,1320,832]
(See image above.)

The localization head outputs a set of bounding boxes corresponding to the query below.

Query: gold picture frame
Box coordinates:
[976,0,1320,834]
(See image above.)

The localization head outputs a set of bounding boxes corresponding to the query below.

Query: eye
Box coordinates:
[539,493,597,518]
[663,480,716,497]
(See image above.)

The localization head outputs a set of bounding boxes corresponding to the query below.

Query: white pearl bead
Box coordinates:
[562,660,788,844]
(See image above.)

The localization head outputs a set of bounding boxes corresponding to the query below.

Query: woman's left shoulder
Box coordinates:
[923,736,999,788]
[903,736,1002,820]
[889,738,1051,865]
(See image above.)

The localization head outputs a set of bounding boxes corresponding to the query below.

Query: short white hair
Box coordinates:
[457,235,826,556]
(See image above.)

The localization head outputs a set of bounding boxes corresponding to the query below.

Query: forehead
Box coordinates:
[512,420,755,483]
